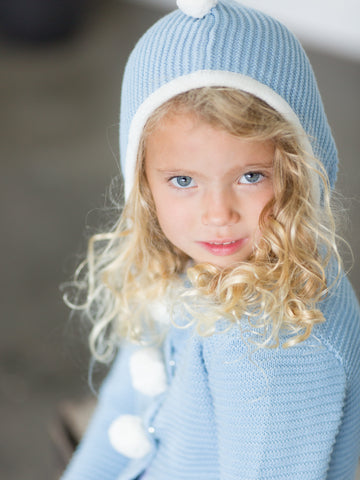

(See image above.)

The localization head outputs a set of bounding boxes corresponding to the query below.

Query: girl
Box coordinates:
[61,1,360,479]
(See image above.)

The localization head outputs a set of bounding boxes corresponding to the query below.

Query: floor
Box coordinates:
[0,1,359,479]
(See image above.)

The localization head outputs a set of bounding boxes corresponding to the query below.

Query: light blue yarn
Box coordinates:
[120,0,338,192]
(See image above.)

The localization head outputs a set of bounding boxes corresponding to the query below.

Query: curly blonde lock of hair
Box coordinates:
[64,87,341,362]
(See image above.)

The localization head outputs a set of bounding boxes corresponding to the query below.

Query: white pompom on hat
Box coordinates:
[176,0,218,18]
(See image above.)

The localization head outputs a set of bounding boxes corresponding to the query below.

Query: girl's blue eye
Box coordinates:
[240,172,264,184]
[170,176,195,188]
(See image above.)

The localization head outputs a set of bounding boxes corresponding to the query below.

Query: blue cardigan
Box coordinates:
[61,273,360,480]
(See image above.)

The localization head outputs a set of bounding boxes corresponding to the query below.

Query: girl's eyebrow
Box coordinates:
[238,162,274,171]
[156,168,200,176]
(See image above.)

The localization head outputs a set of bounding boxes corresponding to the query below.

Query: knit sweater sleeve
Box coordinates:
[60,345,135,480]
[202,329,347,480]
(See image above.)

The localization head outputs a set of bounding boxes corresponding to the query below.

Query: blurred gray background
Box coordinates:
[1,1,359,479]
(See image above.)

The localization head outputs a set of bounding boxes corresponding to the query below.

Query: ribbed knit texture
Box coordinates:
[61,2,360,479]
[61,275,360,480]
[120,0,338,196]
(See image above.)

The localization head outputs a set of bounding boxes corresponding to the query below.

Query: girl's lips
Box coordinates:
[197,238,247,256]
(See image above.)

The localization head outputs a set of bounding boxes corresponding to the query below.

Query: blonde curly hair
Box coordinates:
[65,87,341,362]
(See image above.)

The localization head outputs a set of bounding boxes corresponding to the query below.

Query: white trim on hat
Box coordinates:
[124,70,317,201]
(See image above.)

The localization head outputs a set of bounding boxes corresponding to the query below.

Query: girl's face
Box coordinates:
[145,112,274,268]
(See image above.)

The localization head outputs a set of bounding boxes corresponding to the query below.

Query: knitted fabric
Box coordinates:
[60,2,360,479]
[120,0,338,198]
[61,274,360,479]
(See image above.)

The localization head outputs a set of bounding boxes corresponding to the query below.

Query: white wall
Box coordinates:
[129,0,360,60]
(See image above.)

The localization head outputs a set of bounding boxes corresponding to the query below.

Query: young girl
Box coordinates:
[61,1,360,478]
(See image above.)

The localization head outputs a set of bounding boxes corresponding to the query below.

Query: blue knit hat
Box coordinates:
[120,0,338,199]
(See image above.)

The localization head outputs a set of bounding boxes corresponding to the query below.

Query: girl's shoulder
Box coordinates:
[197,272,360,383]
[313,272,360,377]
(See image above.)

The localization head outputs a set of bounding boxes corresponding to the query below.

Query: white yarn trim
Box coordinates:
[130,347,168,396]
[124,70,318,202]
[148,299,170,325]
[177,0,218,18]
[108,414,152,459]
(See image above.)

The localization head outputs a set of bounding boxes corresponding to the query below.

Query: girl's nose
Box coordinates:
[201,189,240,227]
